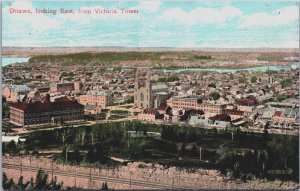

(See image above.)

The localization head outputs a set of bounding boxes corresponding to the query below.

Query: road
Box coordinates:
[3,163,195,190]
[8,116,138,136]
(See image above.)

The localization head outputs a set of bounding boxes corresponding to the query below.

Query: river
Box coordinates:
[160,62,299,73]
[2,57,299,73]
[1,57,30,67]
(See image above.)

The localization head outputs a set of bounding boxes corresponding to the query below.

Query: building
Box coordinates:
[259,76,274,84]
[138,108,163,122]
[224,109,244,120]
[167,96,199,110]
[84,104,102,115]
[134,70,169,108]
[10,94,84,126]
[208,114,231,128]
[272,108,299,126]
[50,82,74,94]
[34,86,50,93]
[167,95,226,114]
[74,81,83,91]
[2,84,32,102]
[78,90,113,108]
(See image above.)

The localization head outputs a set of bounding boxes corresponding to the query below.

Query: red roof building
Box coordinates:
[10,94,84,126]
[236,98,258,106]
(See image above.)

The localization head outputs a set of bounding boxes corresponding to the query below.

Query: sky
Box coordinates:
[2,1,299,48]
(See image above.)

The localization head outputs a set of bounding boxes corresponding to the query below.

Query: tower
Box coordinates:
[134,69,139,107]
[145,70,152,108]
[134,69,153,108]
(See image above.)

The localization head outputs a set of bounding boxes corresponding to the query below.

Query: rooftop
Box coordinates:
[4,84,32,92]
[152,84,168,91]
[10,97,83,112]
[209,114,231,122]
[87,90,109,96]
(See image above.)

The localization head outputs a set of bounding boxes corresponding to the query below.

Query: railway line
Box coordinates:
[3,163,195,190]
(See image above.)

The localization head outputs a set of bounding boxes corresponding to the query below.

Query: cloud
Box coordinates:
[160,6,242,25]
[3,1,59,31]
[239,6,298,28]
[137,1,161,12]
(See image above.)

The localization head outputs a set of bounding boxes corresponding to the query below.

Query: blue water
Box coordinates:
[160,63,299,73]
[2,57,30,66]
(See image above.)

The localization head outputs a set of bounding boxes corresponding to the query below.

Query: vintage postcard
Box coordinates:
[1,0,299,190]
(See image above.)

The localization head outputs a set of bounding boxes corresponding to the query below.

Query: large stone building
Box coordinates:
[78,90,113,108]
[167,95,226,114]
[10,94,84,126]
[50,81,83,94]
[134,70,169,108]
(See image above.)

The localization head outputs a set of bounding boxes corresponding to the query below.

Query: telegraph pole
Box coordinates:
[199,147,202,161]
[89,168,92,182]
[51,161,54,179]
[20,158,22,175]
[172,177,174,190]
[129,172,132,188]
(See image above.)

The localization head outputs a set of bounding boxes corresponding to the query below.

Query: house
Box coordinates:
[208,114,231,128]
[2,84,32,102]
[78,90,113,108]
[224,109,244,120]
[84,104,102,115]
[138,108,163,122]
[272,108,299,128]
[50,82,74,94]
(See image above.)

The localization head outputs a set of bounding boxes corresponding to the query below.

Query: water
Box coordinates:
[1,57,30,67]
[2,57,299,73]
[160,62,299,73]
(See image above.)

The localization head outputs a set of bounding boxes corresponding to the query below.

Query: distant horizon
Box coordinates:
[3,46,299,53]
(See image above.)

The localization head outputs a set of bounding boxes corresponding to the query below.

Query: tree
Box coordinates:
[79,128,86,147]
[48,176,63,190]
[63,144,71,164]
[7,140,17,153]
[197,98,203,104]
[57,128,69,145]
[263,122,270,142]
[34,169,49,190]
[191,144,198,157]
[86,148,96,163]
[101,181,109,190]
[209,92,220,100]
[275,94,288,102]
[238,77,247,83]
[280,79,292,88]
[18,176,29,190]
[171,141,177,153]
[251,76,257,83]
[95,145,106,163]
[3,172,14,190]
[179,143,186,156]
[90,127,97,146]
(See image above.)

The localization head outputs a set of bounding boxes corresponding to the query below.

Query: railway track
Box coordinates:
[3,163,195,190]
